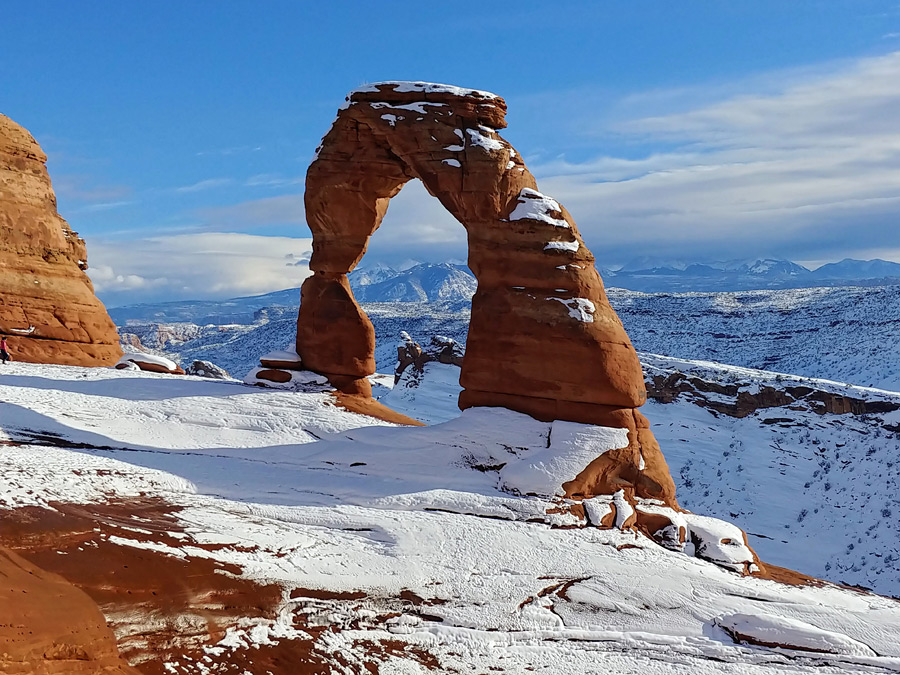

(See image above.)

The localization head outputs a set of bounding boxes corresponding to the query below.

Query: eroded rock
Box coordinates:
[296,81,675,507]
[0,114,121,366]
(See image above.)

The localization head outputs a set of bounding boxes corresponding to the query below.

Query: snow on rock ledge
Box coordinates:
[243,367,328,389]
[115,352,184,375]
[509,188,569,228]
[350,80,500,100]
[717,613,877,657]
[259,349,304,371]
[499,419,630,497]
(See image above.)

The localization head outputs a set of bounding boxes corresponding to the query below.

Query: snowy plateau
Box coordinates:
[5,277,900,672]
[3,362,900,674]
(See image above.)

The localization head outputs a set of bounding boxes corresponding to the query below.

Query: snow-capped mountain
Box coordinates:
[811,257,900,281]
[109,262,476,325]
[606,257,815,292]
[350,262,476,302]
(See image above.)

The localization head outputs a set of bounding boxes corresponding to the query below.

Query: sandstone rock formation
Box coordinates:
[115,353,185,375]
[0,545,139,674]
[0,114,121,366]
[395,331,464,383]
[297,82,676,507]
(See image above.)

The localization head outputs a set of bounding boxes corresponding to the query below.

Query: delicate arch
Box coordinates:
[297,82,676,506]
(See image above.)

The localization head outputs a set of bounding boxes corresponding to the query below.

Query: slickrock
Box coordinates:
[297,81,677,507]
[0,545,139,674]
[0,114,121,366]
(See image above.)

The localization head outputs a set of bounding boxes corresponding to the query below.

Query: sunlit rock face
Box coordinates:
[0,113,121,366]
[297,81,677,508]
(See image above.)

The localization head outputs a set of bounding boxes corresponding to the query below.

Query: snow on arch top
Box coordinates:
[350,80,501,100]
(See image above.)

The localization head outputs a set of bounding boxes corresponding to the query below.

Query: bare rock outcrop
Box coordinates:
[394,331,464,383]
[0,545,139,674]
[296,82,677,508]
[0,114,121,366]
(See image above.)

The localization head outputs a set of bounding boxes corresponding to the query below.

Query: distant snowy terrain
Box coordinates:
[603,256,900,292]
[119,284,900,391]
[2,362,900,673]
[611,285,900,390]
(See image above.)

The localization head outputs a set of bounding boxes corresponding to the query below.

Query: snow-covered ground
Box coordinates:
[3,362,900,672]
[611,285,900,390]
[378,354,900,598]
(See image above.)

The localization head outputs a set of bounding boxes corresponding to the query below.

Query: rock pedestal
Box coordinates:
[296,82,677,507]
[0,114,121,366]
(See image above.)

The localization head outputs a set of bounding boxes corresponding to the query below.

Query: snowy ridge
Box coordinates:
[1,362,900,672]
[372,353,900,597]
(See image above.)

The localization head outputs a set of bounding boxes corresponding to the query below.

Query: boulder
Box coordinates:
[185,360,230,379]
[0,114,122,366]
[115,353,185,375]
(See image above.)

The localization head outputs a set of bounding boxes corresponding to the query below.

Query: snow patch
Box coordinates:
[547,297,595,323]
[466,127,505,152]
[509,188,569,228]
[717,613,877,656]
[351,81,500,100]
[544,240,580,253]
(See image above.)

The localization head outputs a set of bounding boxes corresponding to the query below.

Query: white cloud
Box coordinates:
[87,232,313,306]
[524,50,900,263]
[175,178,233,193]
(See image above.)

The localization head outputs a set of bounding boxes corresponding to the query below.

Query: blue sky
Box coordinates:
[3,1,900,305]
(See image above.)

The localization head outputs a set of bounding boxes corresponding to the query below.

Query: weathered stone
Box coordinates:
[296,82,675,507]
[0,114,121,366]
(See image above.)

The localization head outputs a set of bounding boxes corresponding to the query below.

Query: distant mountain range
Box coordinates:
[600,257,900,293]
[350,262,476,302]
[109,257,900,326]
[110,262,477,325]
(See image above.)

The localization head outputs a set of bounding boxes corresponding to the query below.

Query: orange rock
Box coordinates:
[255,368,293,383]
[0,546,139,674]
[296,82,675,506]
[0,114,121,366]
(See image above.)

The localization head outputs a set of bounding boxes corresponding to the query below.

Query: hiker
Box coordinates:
[0,336,9,364]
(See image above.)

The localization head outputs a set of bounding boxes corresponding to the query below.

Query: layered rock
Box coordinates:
[0,114,121,366]
[297,82,676,507]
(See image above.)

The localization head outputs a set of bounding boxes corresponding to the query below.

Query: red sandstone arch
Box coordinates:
[298,81,677,507]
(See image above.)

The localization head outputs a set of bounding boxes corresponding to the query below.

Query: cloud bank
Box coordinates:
[88,232,312,307]
[531,50,900,263]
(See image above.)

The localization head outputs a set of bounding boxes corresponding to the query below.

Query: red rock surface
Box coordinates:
[0,114,121,366]
[0,545,139,674]
[297,82,676,506]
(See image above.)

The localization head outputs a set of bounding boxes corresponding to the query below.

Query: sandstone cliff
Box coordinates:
[0,114,121,366]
